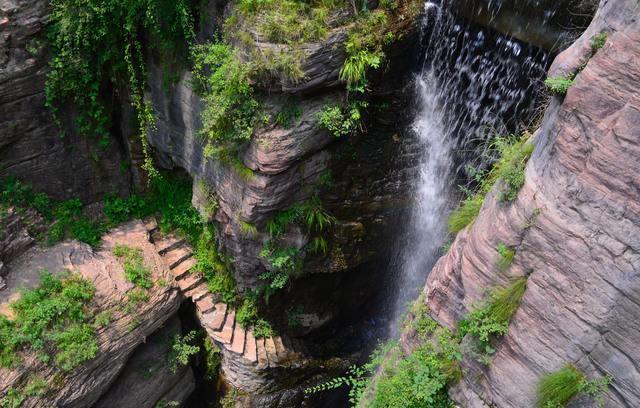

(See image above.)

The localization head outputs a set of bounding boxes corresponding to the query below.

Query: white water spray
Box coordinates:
[387,1,549,333]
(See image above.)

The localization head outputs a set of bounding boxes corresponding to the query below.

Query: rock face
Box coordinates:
[419,0,640,406]
[93,316,195,408]
[0,0,130,202]
[0,221,185,407]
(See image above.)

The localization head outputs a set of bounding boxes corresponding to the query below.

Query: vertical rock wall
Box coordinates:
[419,0,640,406]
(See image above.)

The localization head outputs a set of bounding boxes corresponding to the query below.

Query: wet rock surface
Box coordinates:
[420,1,640,406]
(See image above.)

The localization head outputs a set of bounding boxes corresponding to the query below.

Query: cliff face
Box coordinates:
[0,0,131,202]
[420,0,640,406]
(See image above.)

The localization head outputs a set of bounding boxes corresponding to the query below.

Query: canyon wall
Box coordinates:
[417,0,640,406]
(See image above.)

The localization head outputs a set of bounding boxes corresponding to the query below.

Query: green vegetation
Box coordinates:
[259,242,302,294]
[46,0,193,165]
[317,103,365,138]
[191,42,259,147]
[308,299,460,407]
[544,75,575,96]
[167,330,200,373]
[447,194,484,234]
[266,196,335,237]
[590,32,608,53]
[236,295,274,338]
[0,388,24,408]
[459,277,527,359]
[536,364,611,408]
[275,100,303,128]
[0,375,48,407]
[0,271,98,371]
[496,243,516,272]
[191,226,238,304]
[287,305,305,328]
[448,134,534,233]
[113,245,153,289]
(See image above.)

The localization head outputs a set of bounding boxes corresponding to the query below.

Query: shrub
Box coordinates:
[275,100,303,128]
[544,76,574,95]
[448,134,533,233]
[317,104,363,138]
[459,277,527,354]
[191,226,237,304]
[191,42,259,146]
[113,245,153,289]
[496,243,515,272]
[0,271,98,371]
[103,194,148,225]
[236,296,274,338]
[167,331,200,373]
[259,242,302,294]
[590,32,607,53]
[266,196,334,236]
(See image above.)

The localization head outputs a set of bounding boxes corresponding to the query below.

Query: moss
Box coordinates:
[544,75,574,95]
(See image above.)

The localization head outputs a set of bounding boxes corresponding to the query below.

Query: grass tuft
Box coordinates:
[536,364,585,408]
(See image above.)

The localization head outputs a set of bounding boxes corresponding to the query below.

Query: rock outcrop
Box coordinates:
[0,221,185,407]
[418,0,640,406]
[0,0,130,202]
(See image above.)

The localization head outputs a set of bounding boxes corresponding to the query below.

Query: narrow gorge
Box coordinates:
[0,0,638,407]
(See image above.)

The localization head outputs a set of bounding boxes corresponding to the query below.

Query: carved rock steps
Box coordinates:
[145,219,302,369]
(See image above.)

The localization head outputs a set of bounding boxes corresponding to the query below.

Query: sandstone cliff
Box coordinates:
[419,0,640,406]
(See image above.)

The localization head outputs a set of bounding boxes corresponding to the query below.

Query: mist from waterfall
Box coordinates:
[387,1,549,334]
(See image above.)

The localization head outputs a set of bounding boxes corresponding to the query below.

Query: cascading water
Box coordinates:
[387,0,550,333]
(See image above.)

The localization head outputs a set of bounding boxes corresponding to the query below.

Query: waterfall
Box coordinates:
[387,1,550,333]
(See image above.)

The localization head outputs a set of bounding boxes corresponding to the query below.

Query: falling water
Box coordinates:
[387,1,550,333]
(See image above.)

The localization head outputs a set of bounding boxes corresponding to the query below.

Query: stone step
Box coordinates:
[264,337,279,367]
[273,336,288,359]
[184,281,209,301]
[153,232,186,255]
[176,274,203,293]
[226,323,246,355]
[256,337,269,370]
[163,245,192,269]
[212,308,235,344]
[243,329,258,363]
[195,295,216,314]
[172,257,197,281]
[200,303,227,332]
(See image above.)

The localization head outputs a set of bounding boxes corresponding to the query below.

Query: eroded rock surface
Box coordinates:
[0,221,182,407]
[419,0,640,406]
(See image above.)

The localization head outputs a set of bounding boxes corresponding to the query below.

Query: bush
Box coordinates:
[0,271,98,371]
[259,242,302,294]
[236,295,274,338]
[448,134,534,233]
[191,226,237,304]
[544,76,574,95]
[317,104,363,138]
[590,32,607,53]
[113,245,153,289]
[459,277,527,354]
[191,42,259,146]
[266,196,335,237]
[167,331,200,373]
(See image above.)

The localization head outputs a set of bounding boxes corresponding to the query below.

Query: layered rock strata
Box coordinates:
[415,0,640,406]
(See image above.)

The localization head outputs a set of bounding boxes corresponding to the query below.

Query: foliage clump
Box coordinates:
[544,75,574,96]
[590,32,608,53]
[459,277,528,358]
[236,295,274,339]
[496,243,516,272]
[191,42,260,147]
[113,245,153,289]
[167,330,200,373]
[317,103,364,138]
[0,271,98,371]
[448,134,534,233]
[46,0,194,177]
[536,364,611,408]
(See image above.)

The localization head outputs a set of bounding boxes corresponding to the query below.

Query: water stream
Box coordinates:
[387,0,550,334]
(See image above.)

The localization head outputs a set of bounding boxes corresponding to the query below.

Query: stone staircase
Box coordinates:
[143,218,305,370]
